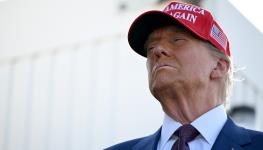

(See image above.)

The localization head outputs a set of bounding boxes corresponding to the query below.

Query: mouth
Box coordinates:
[153,63,176,72]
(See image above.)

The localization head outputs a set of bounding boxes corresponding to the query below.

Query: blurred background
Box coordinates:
[0,0,262,149]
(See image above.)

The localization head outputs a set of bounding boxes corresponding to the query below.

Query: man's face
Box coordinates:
[145,25,216,97]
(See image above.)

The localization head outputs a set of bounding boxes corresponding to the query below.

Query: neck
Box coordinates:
[154,84,223,124]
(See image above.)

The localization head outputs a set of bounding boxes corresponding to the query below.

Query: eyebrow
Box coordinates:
[143,25,197,54]
[143,34,161,53]
[144,29,188,46]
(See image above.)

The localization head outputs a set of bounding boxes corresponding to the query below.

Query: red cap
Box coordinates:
[128,1,230,57]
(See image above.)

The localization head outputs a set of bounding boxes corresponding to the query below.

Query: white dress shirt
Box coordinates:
[157,104,227,150]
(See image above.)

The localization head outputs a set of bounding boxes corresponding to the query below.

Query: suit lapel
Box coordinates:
[132,128,161,150]
[212,117,251,150]
[131,117,252,150]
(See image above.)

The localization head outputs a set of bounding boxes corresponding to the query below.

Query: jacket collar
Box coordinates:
[212,117,251,150]
[132,117,252,150]
[132,128,161,150]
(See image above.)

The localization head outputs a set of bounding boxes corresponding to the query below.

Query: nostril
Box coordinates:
[151,44,169,57]
[153,49,168,58]
[161,51,168,56]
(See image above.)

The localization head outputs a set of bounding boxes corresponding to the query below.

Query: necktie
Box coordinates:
[171,124,199,150]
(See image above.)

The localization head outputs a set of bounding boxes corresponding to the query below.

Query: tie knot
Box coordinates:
[175,124,199,143]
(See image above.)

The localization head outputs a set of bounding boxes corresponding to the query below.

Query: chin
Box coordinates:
[150,79,172,94]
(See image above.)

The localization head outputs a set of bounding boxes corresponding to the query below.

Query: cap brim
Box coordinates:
[128,10,183,57]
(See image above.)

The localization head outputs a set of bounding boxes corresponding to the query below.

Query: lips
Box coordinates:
[152,62,176,72]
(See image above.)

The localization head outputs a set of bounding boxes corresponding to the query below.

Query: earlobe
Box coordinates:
[210,58,229,79]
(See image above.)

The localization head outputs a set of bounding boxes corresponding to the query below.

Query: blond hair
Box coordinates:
[203,41,234,103]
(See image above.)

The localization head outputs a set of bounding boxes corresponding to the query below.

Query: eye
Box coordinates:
[147,46,154,52]
[144,44,155,54]
[173,38,184,43]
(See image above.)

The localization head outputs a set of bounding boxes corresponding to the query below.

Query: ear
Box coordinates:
[210,58,230,79]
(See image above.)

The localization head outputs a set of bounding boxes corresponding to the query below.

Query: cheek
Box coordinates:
[186,59,212,81]
[180,56,207,78]
[146,60,150,72]
[146,60,153,81]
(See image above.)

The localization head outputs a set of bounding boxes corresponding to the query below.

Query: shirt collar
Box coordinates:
[191,104,227,145]
[159,113,182,150]
[159,104,227,149]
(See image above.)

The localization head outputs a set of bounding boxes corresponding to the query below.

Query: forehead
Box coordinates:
[146,25,197,41]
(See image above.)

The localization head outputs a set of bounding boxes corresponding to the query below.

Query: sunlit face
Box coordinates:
[145,25,216,96]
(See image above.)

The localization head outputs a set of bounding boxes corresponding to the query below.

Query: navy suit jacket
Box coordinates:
[105,117,263,150]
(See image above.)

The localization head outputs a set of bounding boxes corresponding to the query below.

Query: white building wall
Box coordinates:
[0,0,262,150]
[203,0,263,130]
[0,36,164,150]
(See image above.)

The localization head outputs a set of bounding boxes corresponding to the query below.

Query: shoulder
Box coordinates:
[246,128,263,138]
[104,128,162,150]
[220,117,263,149]
[244,128,263,147]
[227,119,263,143]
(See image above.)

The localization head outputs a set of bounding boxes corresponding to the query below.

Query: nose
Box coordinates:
[151,44,169,58]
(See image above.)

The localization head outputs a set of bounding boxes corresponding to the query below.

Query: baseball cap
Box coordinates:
[128,1,230,57]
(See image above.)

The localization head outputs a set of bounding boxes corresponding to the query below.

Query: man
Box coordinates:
[106,1,263,150]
